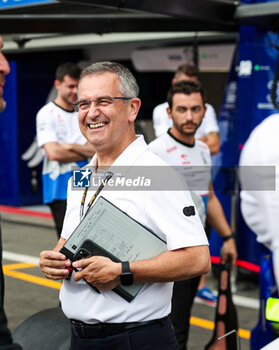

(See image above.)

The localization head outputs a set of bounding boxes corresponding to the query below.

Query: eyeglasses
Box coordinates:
[73,96,133,112]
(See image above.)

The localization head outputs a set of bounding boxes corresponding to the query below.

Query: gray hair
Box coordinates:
[79,61,139,97]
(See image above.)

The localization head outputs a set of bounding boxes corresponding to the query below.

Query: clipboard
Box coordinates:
[60,196,167,302]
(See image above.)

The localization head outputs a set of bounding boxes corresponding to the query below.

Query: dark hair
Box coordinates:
[80,61,139,97]
[167,80,207,109]
[55,62,81,82]
[174,64,199,80]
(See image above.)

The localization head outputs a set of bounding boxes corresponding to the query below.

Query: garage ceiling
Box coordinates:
[2,1,279,54]
[0,0,239,35]
[2,0,279,35]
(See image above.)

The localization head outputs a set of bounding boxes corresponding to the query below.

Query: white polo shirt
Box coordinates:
[36,101,88,203]
[60,136,208,323]
[152,101,219,138]
[149,131,211,226]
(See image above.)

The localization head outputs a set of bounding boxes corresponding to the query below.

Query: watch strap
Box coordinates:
[222,232,236,242]
[120,261,133,286]
[122,261,130,274]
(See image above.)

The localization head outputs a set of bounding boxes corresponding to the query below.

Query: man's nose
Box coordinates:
[0,52,10,75]
[87,101,100,116]
[185,110,193,121]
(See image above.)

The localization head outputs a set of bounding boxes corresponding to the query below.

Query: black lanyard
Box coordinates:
[79,171,113,220]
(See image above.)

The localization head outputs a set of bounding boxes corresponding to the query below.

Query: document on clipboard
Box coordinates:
[60,196,167,302]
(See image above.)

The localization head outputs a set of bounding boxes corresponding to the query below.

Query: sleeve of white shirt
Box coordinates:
[146,189,208,250]
[36,106,58,148]
[152,103,171,138]
[143,164,208,250]
[203,103,219,135]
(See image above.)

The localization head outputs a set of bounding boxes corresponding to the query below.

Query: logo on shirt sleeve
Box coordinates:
[183,206,195,217]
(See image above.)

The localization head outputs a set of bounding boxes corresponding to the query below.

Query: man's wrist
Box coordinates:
[120,261,133,286]
[222,232,236,242]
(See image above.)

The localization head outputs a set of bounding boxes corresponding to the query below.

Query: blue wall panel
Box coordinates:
[0,61,19,205]
[0,60,60,206]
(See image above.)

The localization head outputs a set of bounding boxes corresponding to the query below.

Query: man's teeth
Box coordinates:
[89,123,105,129]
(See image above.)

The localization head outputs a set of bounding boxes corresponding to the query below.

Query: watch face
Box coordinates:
[121,272,133,286]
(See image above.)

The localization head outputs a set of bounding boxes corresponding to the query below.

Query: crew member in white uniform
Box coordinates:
[149,80,237,350]
[152,64,220,155]
[153,64,220,302]
[39,62,211,350]
[240,114,279,288]
[240,114,279,350]
[36,62,95,238]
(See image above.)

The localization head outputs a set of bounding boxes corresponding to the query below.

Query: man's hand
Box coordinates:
[221,238,237,266]
[198,131,220,155]
[72,256,121,291]
[40,250,71,280]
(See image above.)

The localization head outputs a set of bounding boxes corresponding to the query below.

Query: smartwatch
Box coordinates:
[120,261,133,286]
[222,232,236,242]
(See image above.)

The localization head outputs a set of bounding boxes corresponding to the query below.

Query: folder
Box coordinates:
[60,196,167,302]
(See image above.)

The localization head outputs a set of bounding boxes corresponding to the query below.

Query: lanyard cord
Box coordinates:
[80,171,113,220]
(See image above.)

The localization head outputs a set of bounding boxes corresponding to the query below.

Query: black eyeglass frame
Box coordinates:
[73,96,133,112]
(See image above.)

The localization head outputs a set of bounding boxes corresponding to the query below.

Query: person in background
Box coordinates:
[153,63,221,302]
[36,62,95,238]
[39,61,211,350]
[240,113,279,289]
[149,80,237,350]
[0,35,22,350]
[239,114,279,350]
[152,63,220,155]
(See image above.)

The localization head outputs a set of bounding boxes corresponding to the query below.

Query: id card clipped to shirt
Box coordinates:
[60,196,167,302]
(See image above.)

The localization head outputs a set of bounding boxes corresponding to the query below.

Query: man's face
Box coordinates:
[78,72,139,151]
[168,92,206,138]
[55,74,79,107]
[0,36,11,113]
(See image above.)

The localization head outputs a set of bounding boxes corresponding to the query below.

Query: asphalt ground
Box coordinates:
[0,206,260,350]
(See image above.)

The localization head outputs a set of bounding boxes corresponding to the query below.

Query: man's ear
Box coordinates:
[128,98,141,123]
[167,107,172,120]
[54,79,60,90]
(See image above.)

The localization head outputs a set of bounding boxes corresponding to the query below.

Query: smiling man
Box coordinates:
[39,62,211,350]
[76,70,137,161]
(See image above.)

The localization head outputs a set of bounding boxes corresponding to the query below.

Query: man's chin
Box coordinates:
[0,99,6,113]
[182,129,196,136]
